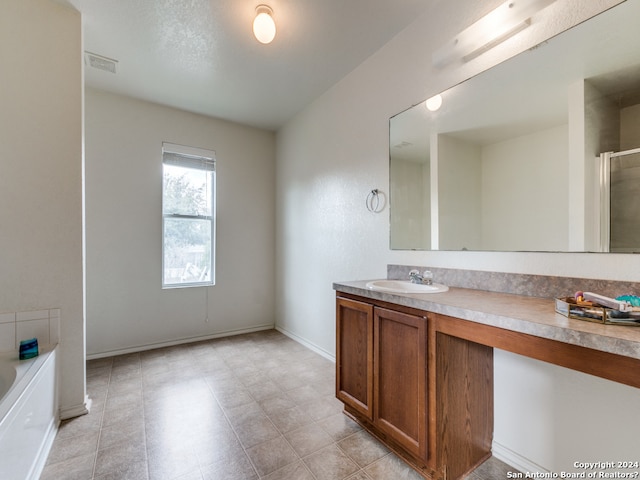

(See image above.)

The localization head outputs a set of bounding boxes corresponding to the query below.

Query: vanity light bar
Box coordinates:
[432,0,556,67]
[462,17,531,63]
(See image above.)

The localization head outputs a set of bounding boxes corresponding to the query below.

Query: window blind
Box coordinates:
[162,143,216,171]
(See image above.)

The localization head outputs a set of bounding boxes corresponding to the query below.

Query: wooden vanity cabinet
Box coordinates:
[433,317,494,480]
[336,297,374,419]
[374,307,428,460]
[336,296,430,473]
[336,294,493,480]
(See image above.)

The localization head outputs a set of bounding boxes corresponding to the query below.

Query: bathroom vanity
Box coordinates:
[334,279,640,480]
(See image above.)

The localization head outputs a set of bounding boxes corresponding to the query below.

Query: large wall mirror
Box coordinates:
[390,1,640,252]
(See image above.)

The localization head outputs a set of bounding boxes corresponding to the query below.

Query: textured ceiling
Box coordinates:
[65,0,436,130]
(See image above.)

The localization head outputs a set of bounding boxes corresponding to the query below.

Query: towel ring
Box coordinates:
[366,189,385,213]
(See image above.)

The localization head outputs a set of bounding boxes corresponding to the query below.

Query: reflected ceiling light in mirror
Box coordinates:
[425,94,443,111]
[253,5,276,44]
[433,0,556,67]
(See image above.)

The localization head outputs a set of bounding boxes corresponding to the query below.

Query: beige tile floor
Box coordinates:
[41,329,518,480]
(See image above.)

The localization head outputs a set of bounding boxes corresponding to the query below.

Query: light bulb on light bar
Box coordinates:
[253,5,276,44]
[432,0,556,67]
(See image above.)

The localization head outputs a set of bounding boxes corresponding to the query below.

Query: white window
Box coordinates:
[162,143,216,288]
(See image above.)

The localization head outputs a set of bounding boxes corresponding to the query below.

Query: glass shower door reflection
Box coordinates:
[606,148,640,252]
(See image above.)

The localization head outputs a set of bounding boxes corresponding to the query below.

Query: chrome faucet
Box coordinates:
[409,269,433,285]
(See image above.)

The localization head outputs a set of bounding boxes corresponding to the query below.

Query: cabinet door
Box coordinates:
[374,307,427,459]
[336,297,374,420]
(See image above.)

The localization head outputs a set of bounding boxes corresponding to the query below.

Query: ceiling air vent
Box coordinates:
[84,52,118,74]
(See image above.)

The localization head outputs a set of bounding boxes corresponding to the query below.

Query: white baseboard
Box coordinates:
[86,324,275,360]
[59,399,90,420]
[275,326,335,362]
[493,440,549,474]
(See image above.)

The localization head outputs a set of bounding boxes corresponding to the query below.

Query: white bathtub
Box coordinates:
[0,346,58,480]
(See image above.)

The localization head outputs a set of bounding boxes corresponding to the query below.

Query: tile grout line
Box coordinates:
[253,366,338,480]
[322,427,393,480]
[243,372,370,479]
[206,354,326,479]
[138,356,152,480]
[202,365,263,479]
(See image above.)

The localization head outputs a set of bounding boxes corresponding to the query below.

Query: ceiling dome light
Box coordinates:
[425,94,443,112]
[253,5,276,44]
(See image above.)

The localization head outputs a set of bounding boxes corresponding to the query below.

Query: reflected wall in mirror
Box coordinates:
[389,0,640,252]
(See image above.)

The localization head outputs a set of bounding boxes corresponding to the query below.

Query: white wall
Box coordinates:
[85,89,276,356]
[494,350,640,473]
[437,135,482,251]
[390,159,430,249]
[0,0,85,418]
[481,125,569,251]
[621,103,640,150]
[276,0,637,473]
[584,81,620,250]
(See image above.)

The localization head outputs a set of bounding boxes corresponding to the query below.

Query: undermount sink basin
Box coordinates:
[365,280,449,294]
